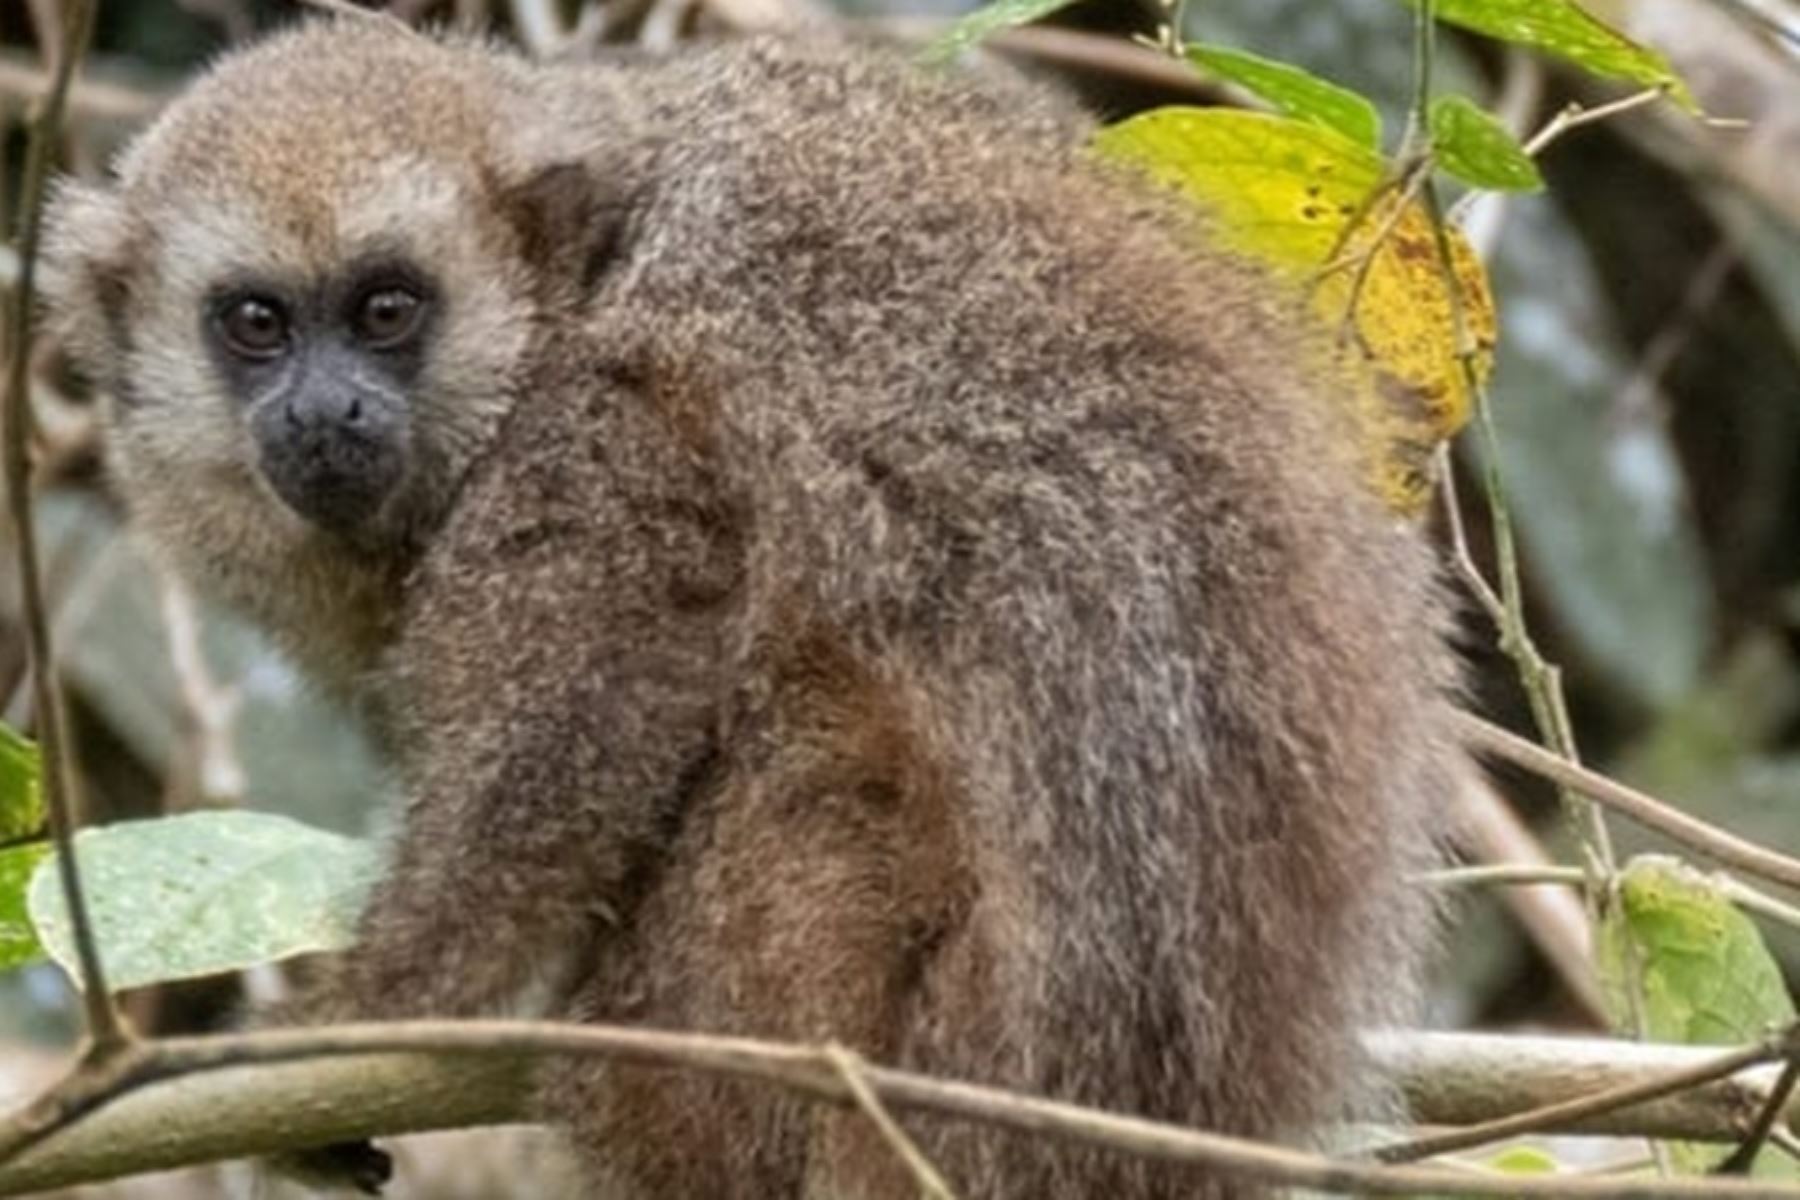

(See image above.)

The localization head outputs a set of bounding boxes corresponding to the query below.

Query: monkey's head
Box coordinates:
[42,20,630,683]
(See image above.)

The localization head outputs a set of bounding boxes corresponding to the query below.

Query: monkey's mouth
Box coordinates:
[251,404,410,539]
[267,446,404,535]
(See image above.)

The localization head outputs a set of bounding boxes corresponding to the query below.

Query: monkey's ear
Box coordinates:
[501,162,635,296]
[39,179,138,377]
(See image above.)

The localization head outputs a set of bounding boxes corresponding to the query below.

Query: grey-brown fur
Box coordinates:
[44,20,1461,1198]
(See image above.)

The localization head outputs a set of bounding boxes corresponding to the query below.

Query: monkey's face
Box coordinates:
[39,26,547,601]
[201,252,433,537]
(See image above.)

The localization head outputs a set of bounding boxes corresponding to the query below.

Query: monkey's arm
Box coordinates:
[280,351,734,1022]
[293,610,723,1025]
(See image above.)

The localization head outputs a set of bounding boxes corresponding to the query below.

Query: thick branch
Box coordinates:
[4,1027,1799,1198]
[0,1054,528,1196]
[1372,1029,1791,1162]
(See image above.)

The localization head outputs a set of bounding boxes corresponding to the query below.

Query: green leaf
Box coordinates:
[0,842,49,971]
[28,811,379,991]
[1598,856,1796,1173]
[1400,0,1697,112]
[1482,1146,1561,1175]
[918,0,1081,66]
[0,724,42,844]
[1598,856,1796,1043]
[1429,94,1544,192]
[1186,44,1382,150]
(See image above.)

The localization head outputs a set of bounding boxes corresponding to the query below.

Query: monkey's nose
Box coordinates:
[285,386,371,434]
[256,387,407,535]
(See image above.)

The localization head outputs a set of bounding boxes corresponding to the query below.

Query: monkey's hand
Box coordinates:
[266,1140,393,1196]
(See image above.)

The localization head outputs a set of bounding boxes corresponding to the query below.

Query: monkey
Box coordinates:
[42,18,1464,1198]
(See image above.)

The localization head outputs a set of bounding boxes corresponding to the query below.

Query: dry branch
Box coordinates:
[4,1025,1800,1198]
[1459,713,1800,892]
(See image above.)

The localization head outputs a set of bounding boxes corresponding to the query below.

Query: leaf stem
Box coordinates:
[2,0,125,1050]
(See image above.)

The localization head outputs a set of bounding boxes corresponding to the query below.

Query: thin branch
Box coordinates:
[0,57,163,122]
[1422,862,1800,938]
[1421,864,1587,889]
[1718,1055,1800,1174]
[1435,184,1618,890]
[1522,86,1669,157]
[1452,771,1606,1022]
[1716,874,1800,936]
[1,0,123,1048]
[8,1022,1800,1199]
[1322,157,1433,345]
[1410,0,1620,904]
[296,0,417,31]
[823,1042,958,1200]
[1406,0,1434,153]
[978,24,1220,98]
[1437,446,1505,625]
[1457,713,1800,892]
[1372,1024,1799,1164]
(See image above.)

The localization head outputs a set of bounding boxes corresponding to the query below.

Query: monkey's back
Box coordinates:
[392,40,1458,1198]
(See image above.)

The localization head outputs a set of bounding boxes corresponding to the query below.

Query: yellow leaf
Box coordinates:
[1092,107,1496,514]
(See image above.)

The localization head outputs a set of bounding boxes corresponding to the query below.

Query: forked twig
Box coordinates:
[823,1042,958,1200]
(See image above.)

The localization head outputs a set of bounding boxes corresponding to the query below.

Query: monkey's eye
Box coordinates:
[353,287,426,349]
[217,296,290,360]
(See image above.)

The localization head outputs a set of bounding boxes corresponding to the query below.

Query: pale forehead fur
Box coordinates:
[148,154,484,303]
[120,22,513,210]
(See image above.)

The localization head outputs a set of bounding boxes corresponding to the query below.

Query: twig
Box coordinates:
[1452,770,1606,1021]
[1717,1056,1800,1175]
[1437,440,1506,626]
[1372,1024,1800,1164]
[1422,862,1800,938]
[1410,7,1622,906]
[1434,191,1617,891]
[1716,874,1800,936]
[1319,157,1433,346]
[1421,864,1586,888]
[506,0,567,53]
[1522,87,1670,157]
[1,0,123,1049]
[0,58,163,121]
[1457,713,1800,892]
[1615,237,1735,428]
[296,0,416,29]
[8,1022,1800,1199]
[822,1042,958,1200]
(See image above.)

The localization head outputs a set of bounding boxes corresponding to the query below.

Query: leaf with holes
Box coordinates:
[1093,107,1494,514]
[28,810,379,990]
[1598,856,1796,1174]
[1186,45,1382,150]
